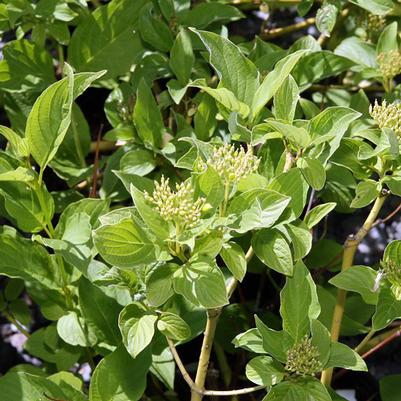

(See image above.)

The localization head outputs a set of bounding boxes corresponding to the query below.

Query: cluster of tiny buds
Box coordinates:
[360,13,386,42]
[377,50,401,79]
[285,336,322,376]
[144,176,205,229]
[369,99,401,136]
[381,260,401,300]
[196,144,260,185]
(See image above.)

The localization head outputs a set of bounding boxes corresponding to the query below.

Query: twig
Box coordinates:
[334,325,401,382]
[90,124,103,198]
[166,337,200,391]
[2,309,30,337]
[361,326,401,360]
[321,194,388,385]
[167,338,266,397]
[260,18,315,40]
[354,328,376,354]
[202,385,266,396]
[373,201,401,227]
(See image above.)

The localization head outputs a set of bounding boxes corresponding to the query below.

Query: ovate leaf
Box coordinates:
[26,64,105,171]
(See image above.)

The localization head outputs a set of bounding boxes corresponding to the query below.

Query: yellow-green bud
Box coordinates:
[205,144,260,185]
[369,99,401,136]
[285,336,322,376]
[144,175,205,229]
[377,50,401,79]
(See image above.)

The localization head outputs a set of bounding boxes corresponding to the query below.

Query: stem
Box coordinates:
[191,308,222,401]
[260,17,315,39]
[354,329,376,354]
[2,309,30,337]
[321,195,387,386]
[361,326,401,360]
[167,337,266,397]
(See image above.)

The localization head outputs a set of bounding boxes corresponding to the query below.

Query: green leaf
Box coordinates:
[232,328,265,354]
[138,3,173,52]
[268,168,309,220]
[383,240,401,265]
[329,265,378,305]
[157,311,191,340]
[119,302,157,358]
[316,2,338,36]
[119,149,157,176]
[192,261,228,308]
[57,311,94,347]
[311,319,331,367]
[133,79,164,148]
[377,22,398,54]
[194,165,225,209]
[349,0,393,15]
[174,261,228,308]
[297,157,326,190]
[93,216,156,269]
[280,261,320,341]
[285,222,312,260]
[325,342,367,371]
[304,202,336,229]
[130,185,170,240]
[146,264,175,307]
[273,75,299,123]
[380,374,401,401]
[170,29,194,85]
[79,278,122,346]
[373,287,401,330]
[0,226,58,289]
[0,39,55,93]
[251,50,307,121]
[177,3,243,29]
[263,377,332,401]
[245,356,284,386]
[220,242,247,282]
[252,229,293,276]
[255,316,294,362]
[68,0,147,79]
[228,189,291,233]
[265,120,311,148]
[292,51,354,88]
[26,64,105,171]
[350,180,380,208]
[191,29,259,106]
[150,347,175,390]
[190,83,250,119]
[0,372,86,401]
[0,125,29,158]
[89,345,151,401]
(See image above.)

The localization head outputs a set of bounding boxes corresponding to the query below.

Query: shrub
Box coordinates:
[0,1,401,400]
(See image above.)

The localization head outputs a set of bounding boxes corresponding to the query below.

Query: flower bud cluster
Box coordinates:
[144,176,205,229]
[285,336,322,376]
[369,99,401,136]
[360,13,386,42]
[382,260,401,300]
[377,50,401,79]
[198,144,260,184]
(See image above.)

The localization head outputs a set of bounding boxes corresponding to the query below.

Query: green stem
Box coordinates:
[321,194,387,386]
[2,309,30,337]
[354,329,376,354]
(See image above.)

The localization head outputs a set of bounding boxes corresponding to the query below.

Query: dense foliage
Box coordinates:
[0,0,401,400]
